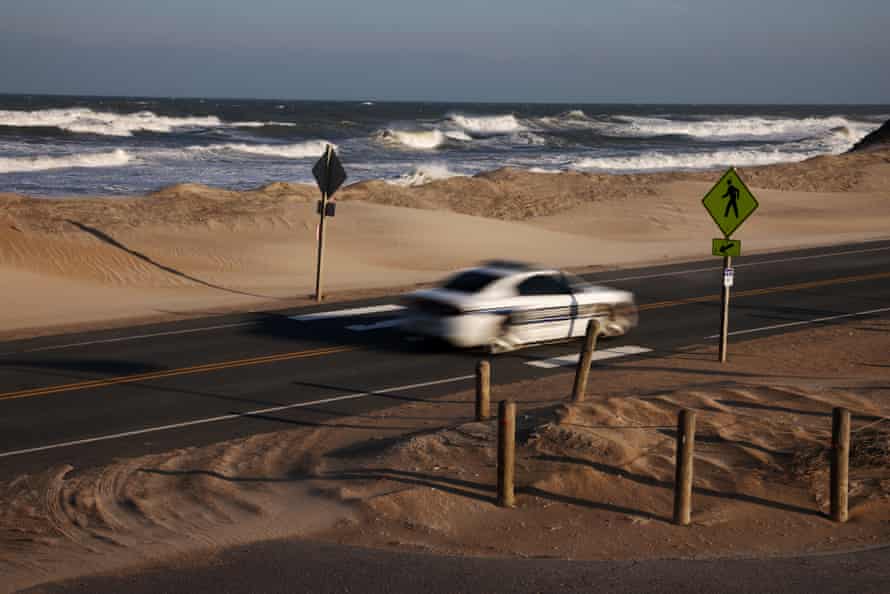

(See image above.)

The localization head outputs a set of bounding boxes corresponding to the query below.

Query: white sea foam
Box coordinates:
[386,163,463,186]
[609,115,872,141]
[0,149,132,173]
[534,111,603,131]
[571,149,817,173]
[0,108,294,136]
[448,114,524,135]
[443,130,473,142]
[513,132,548,146]
[183,141,332,159]
[376,129,448,150]
[228,121,297,128]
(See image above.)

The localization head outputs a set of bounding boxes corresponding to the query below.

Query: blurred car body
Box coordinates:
[401,261,637,352]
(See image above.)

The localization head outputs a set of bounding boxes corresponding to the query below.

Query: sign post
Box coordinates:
[312,144,347,302]
[702,167,758,363]
[720,261,734,362]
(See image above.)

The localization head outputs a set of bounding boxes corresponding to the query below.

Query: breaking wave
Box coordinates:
[448,114,523,135]
[571,149,817,173]
[533,110,601,130]
[608,115,872,141]
[376,129,447,150]
[0,149,132,173]
[375,129,471,150]
[183,141,332,159]
[386,163,463,186]
[0,108,295,137]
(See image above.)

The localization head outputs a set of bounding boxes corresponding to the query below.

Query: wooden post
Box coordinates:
[476,360,491,421]
[497,400,516,508]
[830,407,851,523]
[718,255,732,363]
[571,319,600,403]
[314,145,333,302]
[673,409,696,526]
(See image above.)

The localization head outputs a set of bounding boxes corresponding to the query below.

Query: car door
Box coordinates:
[559,272,609,338]
[510,273,577,344]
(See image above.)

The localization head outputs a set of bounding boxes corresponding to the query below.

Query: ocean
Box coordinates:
[0,94,887,197]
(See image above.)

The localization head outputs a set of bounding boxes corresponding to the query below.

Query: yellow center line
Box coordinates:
[0,345,355,402]
[639,271,890,311]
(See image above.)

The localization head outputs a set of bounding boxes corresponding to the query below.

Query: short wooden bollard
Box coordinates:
[673,409,696,526]
[476,360,491,421]
[830,407,851,523]
[571,319,600,403]
[497,400,516,508]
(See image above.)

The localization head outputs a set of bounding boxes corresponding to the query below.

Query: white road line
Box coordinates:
[704,307,890,339]
[0,373,476,460]
[599,245,890,283]
[289,304,405,321]
[527,346,653,369]
[14,322,255,354]
[346,318,406,332]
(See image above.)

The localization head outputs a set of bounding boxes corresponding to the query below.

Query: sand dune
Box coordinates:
[1,150,889,338]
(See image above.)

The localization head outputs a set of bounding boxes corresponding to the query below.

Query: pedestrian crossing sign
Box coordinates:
[701,167,759,238]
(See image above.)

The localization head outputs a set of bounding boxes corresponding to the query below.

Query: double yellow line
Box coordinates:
[2,269,889,404]
[0,345,353,402]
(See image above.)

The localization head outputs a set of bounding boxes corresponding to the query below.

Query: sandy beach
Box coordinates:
[1,149,889,340]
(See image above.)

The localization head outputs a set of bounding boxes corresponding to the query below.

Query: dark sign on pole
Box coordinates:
[313,144,346,302]
[312,147,347,198]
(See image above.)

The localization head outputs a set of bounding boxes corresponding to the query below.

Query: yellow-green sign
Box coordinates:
[712,238,741,257]
[702,168,759,238]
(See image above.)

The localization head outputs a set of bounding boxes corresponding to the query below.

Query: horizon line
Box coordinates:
[1,91,888,108]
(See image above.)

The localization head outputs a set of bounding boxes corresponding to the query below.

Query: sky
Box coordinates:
[1,0,888,103]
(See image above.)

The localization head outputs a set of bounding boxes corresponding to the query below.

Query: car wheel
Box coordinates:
[603,303,638,337]
[488,317,518,354]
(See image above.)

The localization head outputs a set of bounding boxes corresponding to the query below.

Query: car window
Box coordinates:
[442,270,501,293]
[561,272,589,292]
[517,274,571,296]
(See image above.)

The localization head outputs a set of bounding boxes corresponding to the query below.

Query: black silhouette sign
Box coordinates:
[722,179,740,218]
[312,145,347,197]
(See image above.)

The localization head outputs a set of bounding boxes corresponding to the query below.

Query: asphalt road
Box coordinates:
[3,239,890,593]
[2,239,890,481]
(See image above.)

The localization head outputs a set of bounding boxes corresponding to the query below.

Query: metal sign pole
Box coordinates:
[314,146,332,302]
[719,254,732,363]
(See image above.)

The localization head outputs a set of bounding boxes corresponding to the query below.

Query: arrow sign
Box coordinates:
[712,238,741,257]
[312,145,347,198]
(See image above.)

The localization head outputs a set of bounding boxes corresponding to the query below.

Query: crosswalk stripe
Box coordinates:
[289,304,404,321]
[526,346,653,369]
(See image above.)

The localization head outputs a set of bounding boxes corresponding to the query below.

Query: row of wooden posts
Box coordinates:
[476,320,854,524]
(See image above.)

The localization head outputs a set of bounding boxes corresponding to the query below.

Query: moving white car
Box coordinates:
[401,261,637,352]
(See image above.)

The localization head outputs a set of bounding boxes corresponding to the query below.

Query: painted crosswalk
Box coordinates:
[289,304,404,322]
[525,346,653,369]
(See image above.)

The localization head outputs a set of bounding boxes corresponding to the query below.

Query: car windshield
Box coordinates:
[441,270,501,293]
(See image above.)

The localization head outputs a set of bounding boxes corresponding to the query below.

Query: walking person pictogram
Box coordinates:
[722,178,740,218]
